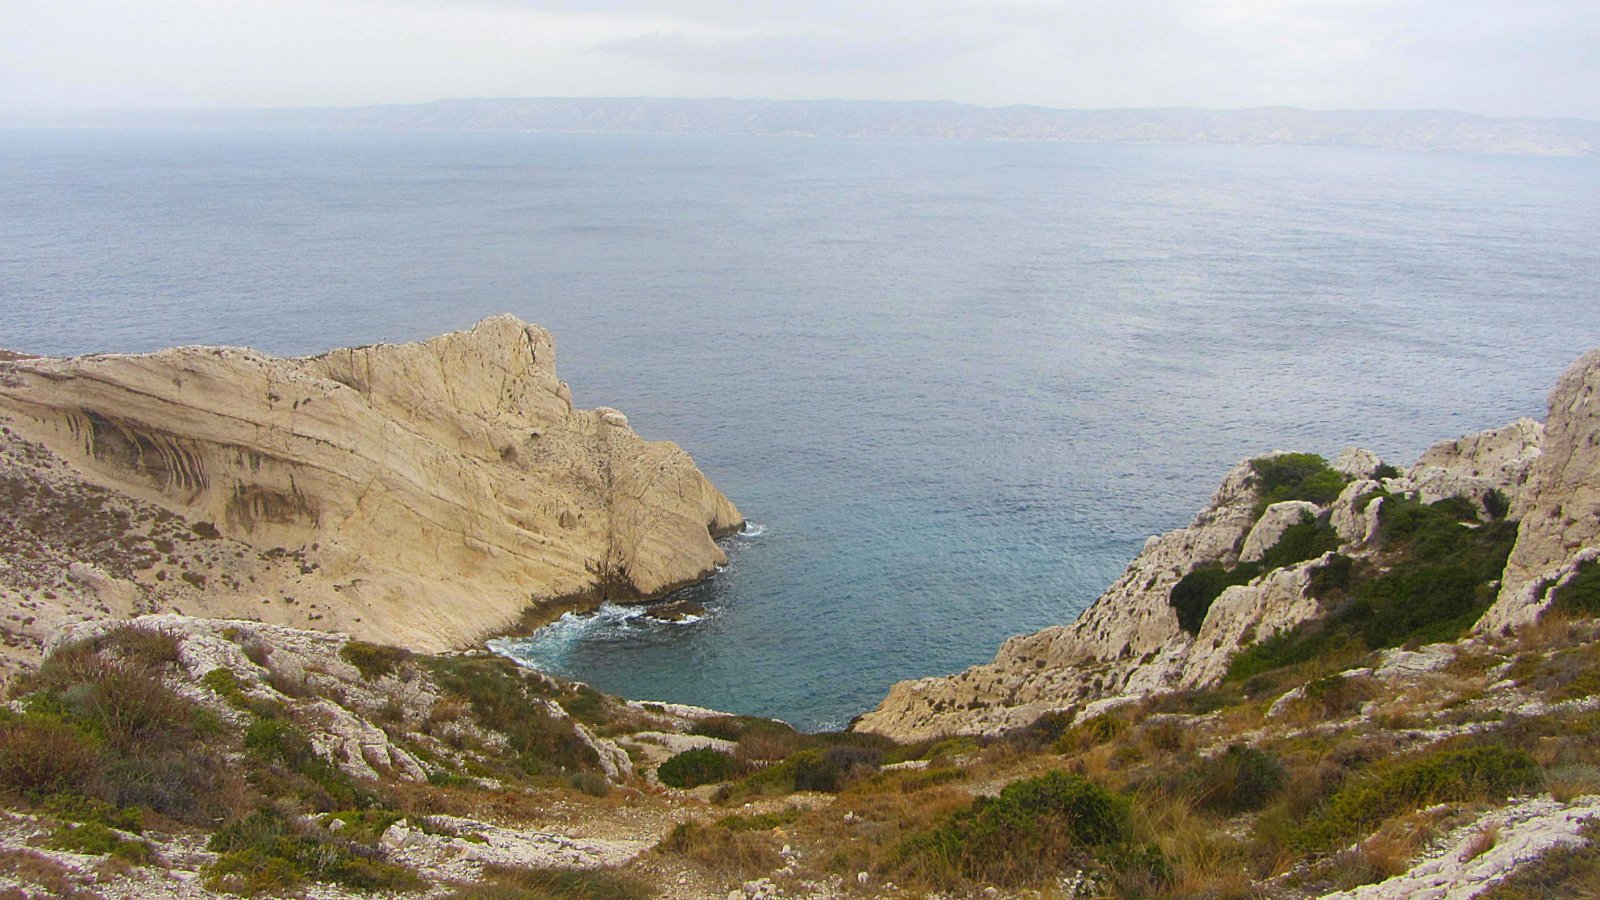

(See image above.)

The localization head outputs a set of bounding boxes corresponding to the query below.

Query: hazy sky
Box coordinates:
[2,0,1596,118]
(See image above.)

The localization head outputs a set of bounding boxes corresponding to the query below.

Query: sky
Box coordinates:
[1,0,1597,119]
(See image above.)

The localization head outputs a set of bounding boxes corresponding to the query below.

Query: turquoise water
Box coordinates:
[3,129,1599,728]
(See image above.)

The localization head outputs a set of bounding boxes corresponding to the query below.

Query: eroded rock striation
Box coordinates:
[0,316,740,675]
[856,349,1600,743]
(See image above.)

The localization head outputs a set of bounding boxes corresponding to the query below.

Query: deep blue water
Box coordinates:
[3,129,1599,729]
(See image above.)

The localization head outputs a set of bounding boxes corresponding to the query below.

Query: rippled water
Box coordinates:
[3,129,1599,729]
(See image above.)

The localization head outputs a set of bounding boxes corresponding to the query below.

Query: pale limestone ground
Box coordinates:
[1322,795,1600,900]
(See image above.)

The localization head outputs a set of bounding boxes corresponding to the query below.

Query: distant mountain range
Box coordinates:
[9,97,1599,156]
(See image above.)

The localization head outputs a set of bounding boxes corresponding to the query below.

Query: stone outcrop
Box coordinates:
[0,316,741,664]
[1407,417,1543,516]
[853,457,1295,739]
[858,380,1583,741]
[1480,350,1600,633]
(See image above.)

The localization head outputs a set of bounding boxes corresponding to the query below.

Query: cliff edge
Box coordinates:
[857,350,1600,742]
[0,315,741,677]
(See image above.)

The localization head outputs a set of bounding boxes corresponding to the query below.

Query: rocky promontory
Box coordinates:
[856,348,1600,742]
[0,316,741,678]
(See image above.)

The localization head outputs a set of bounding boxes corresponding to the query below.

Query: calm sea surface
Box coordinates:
[3,129,1599,729]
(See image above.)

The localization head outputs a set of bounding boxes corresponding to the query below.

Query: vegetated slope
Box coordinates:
[0,316,742,679]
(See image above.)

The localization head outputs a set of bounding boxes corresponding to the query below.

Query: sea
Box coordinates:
[3,128,1599,730]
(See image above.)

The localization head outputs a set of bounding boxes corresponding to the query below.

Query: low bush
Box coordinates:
[0,712,98,797]
[426,656,600,778]
[657,748,741,789]
[897,770,1151,887]
[1260,516,1341,571]
[1551,559,1600,618]
[40,794,142,833]
[46,822,153,865]
[1055,712,1131,754]
[205,806,421,895]
[1188,745,1287,816]
[1252,454,1347,514]
[1170,563,1262,635]
[443,863,651,900]
[339,641,411,681]
[655,820,781,875]
[1295,744,1542,849]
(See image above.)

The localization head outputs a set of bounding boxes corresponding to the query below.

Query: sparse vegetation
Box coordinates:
[443,864,651,900]
[1251,453,1348,514]
[656,748,740,788]
[1294,744,1542,850]
[339,640,412,681]
[896,770,1163,889]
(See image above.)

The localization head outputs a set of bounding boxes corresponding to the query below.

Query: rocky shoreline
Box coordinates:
[2,327,1600,898]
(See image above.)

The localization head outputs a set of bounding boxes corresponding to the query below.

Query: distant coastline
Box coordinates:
[5,96,1597,157]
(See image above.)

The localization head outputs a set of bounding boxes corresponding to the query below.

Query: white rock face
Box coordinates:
[1240,501,1322,563]
[1480,351,1600,633]
[1329,479,1385,548]
[0,316,741,657]
[856,357,1594,742]
[854,457,1307,740]
[1407,418,1543,516]
[1333,446,1384,480]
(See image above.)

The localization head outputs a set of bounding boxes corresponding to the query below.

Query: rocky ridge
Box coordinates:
[855,351,1597,742]
[0,316,742,678]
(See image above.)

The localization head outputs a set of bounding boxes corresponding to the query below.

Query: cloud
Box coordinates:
[598,29,981,75]
[0,0,1595,116]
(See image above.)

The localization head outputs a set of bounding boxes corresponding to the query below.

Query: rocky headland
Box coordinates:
[0,315,741,681]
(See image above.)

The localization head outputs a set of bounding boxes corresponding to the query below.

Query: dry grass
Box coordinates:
[0,848,97,898]
[1462,823,1500,862]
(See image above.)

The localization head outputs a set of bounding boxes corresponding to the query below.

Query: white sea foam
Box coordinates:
[737,521,767,538]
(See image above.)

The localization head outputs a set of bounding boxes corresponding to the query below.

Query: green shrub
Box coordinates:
[40,794,142,833]
[1483,489,1511,520]
[46,822,153,865]
[1188,745,1286,815]
[0,713,97,797]
[1551,559,1600,617]
[557,685,607,724]
[1056,713,1132,753]
[205,807,421,895]
[339,641,411,681]
[242,718,367,810]
[787,749,844,793]
[657,748,741,789]
[426,656,600,778]
[1260,516,1341,571]
[1251,454,1347,514]
[88,624,183,668]
[714,808,803,832]
[1170,563,1262,635]
[567,771,611,797]
[1308,553,1355,598]
[898,771,1146,887]
[1296,745,1542,849]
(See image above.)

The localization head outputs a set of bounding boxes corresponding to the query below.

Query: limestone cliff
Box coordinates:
[0,316,741,675]
[1480,349,1600,633]
[856,352,1597,743]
